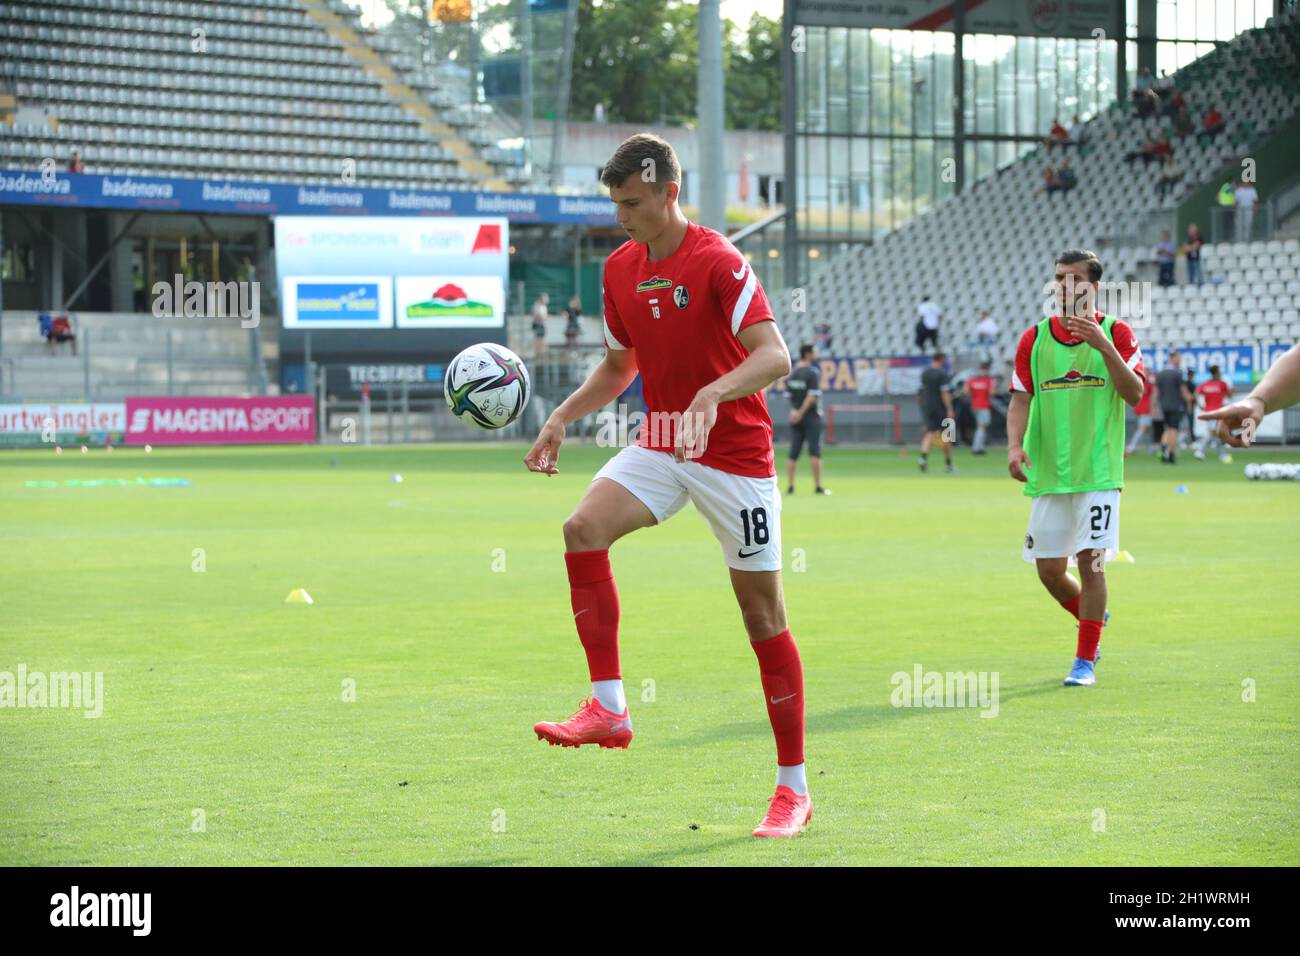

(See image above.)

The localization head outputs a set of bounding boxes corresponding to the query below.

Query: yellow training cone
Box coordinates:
[285,588,314,605]
[1116,550,1136,563]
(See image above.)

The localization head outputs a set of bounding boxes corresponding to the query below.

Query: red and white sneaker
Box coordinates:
[534,696,633,750]
[752,786,813,837]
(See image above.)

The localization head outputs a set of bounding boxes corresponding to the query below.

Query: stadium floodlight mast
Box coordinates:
[697,0,726,233]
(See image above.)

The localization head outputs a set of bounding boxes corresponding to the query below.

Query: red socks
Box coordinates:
[1077,618,1104,661]
[565,549,621,682]
[1060,594,1081,620]
[751,629,805,766]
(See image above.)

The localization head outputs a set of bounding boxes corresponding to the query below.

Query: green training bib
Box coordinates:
[1023,315,1126,496]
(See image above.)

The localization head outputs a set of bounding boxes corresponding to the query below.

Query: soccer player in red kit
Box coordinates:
[1193,364,1233,461]
[963,360,997,454]
[523,133,811,837]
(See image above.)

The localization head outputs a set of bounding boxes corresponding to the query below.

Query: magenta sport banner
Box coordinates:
[124,396,315,446]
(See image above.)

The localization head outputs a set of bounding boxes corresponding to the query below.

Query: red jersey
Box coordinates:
[1136,374,1154,415]
[966,375,995,410]
[1196,378,1232,411]
[1010,314,1143,395]
[602,221,777,478]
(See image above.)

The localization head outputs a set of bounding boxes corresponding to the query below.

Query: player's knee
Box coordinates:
[738,600,785,640]
[1036,562,1065,587]
[562,511,605,551]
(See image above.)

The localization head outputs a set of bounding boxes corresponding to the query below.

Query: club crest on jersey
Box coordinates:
[637,276,673,294]
[673,284,689,309]
[1040,369,1106,391]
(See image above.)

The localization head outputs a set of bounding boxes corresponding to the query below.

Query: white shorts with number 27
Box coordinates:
[1021,489,1121,562]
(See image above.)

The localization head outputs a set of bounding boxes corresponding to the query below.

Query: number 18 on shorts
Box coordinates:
[1021,489,1121,562]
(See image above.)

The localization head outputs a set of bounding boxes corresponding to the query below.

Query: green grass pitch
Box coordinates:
[2,441,1297,866]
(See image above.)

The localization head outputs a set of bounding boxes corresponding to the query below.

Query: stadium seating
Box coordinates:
[1,310,264,400]
[778,10,1300,364]
[0,0,519,189]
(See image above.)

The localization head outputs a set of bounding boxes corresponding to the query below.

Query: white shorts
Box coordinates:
[593,444,782,572]
[1021,489,1121,562]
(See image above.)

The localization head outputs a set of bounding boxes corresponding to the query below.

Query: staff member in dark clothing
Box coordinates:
[786,343,829,495]
[919,351,956,473]
[1155,351,1193,463]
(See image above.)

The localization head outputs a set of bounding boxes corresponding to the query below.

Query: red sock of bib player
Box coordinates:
[565,549,622,685]
[751,628,805,768]
[1076,618,1104,662]
[1060,594,1081,620]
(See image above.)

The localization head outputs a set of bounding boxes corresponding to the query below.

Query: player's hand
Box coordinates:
[788,410,802,425]
[676,391,719,462]
[1008,446,1031,482]
[1064,313,1106,349]
[1199,396,1265,447]
[524,415,565,475]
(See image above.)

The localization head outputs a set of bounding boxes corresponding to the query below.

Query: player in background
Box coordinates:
[1156,352,1192,464]
[785,343,830,495]
[1193,365,1233,461]
[963,360,997,455]
[1125,367,1156,458]
[1007,250,1144,687]
[523,134,812,838]
[1200,343,1300,444]
[918,352,956,472]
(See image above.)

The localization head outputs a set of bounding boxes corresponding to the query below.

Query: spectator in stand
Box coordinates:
[972,310,998,352]
[43,312,78,354]
[1184,223,1204,286]
[1172,104,1196,139]
[1066,114,1088,150]
[67,148,84,173]
[564,294,582,351]
[915,295,941,353]
[1155,154,1184,201]
[963,361,998,455]
[1056,158,1077,193]
[1234,179,1259,241]
[1125,131,1172,167]
[1132,72,1159,117]
[1156,230,1177,287]
[1039,163,1061,196]
[1198,105,1226,145]
[1161,85,1186,120]
[1043,118,1069,151]
[531,291,549,362]
[1154,69,1174,99]
[814,321,833,354]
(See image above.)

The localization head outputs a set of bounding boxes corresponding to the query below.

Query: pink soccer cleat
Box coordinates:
[752,786,813,837]
[533,696,633,750]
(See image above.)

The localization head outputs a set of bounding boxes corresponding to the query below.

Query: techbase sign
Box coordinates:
[124,396,315,445]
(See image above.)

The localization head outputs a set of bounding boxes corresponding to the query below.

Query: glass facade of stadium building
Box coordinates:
[781,0,1283,287]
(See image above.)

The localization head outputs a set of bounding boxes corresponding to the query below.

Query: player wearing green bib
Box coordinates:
[1006,250,1145,687]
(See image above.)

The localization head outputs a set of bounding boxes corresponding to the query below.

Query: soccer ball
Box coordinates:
[444,343,531,429]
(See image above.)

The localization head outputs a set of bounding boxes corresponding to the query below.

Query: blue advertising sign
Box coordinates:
[0,169,619,226]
